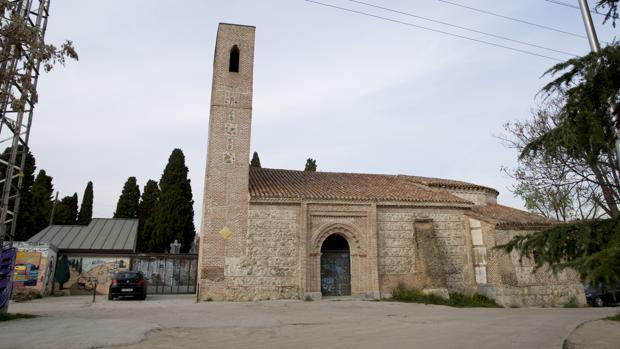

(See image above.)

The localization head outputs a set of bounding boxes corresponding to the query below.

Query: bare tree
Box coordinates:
[499,97,617,221]
[0,1,78,114]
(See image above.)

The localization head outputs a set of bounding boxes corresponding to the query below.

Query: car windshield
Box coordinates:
[115,272,139,279]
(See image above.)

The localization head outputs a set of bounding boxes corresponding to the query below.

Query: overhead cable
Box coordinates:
[435,0,588,39]
[347,0,578,57]
[542,0,607,17]
[303,0,564,61]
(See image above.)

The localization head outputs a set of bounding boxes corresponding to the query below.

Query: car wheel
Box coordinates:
[108,293,114,301]
[595,297,604,307]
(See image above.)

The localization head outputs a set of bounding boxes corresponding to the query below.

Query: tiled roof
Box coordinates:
[405,175,498,194]
[249,168,473,204]
[470,204,556,228]
[28,218,138,252]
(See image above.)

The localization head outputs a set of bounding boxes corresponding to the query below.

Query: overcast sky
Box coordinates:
[32,0,617,229]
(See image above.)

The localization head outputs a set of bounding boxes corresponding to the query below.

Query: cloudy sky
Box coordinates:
[33,0,617,228]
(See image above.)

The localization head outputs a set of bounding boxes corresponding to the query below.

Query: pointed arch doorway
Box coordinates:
[320,234,351,296]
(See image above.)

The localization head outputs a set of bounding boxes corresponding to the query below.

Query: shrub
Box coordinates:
[563,296,580,308]
[606,313,620,321]
[11,291,42,302]
[0,313,37,322]
[391,284,501,308]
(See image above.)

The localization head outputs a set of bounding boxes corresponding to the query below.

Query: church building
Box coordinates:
[197,23,585,307]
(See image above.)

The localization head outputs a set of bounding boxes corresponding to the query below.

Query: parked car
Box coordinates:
[584,283,620,307]
[108,271,147,300]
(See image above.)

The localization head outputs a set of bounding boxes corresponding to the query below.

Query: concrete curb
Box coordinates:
[563,318,620,349]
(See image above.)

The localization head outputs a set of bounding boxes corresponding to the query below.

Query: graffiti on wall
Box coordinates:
[61,256,130,295]
[13,251,41,286]
[0,248,16,311]
[11,244,56,296]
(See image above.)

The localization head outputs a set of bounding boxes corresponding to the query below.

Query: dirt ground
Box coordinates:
[1,295,618,349]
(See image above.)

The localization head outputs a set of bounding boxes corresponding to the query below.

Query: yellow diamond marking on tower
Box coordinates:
[219,227,232,240]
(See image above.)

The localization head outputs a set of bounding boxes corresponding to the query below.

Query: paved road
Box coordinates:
[1,295,618,349]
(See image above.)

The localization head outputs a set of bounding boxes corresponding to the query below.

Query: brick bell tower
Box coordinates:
[198,23,255,301]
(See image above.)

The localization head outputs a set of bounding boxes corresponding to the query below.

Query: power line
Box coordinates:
[347,0,578,57]
[303,0,564,61]
[435,0,588,40]
[542,0,607,17]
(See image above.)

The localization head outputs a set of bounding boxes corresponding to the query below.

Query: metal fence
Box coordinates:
[130,254,197,294]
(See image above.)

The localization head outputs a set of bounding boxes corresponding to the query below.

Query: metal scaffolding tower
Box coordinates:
[0,0,52,314]
[0,0,51,249]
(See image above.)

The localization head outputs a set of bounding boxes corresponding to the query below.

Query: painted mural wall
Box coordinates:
[11,242,57,297]
[57,256,130,295]
[1,247,16,311]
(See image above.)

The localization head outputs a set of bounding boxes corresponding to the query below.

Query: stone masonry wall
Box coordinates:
[219,204,300,301]
[481,226,585,307]
[446,189,497,206]
[377,207,476,296]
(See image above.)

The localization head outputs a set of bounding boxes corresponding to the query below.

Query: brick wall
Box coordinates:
[199,23,256,301]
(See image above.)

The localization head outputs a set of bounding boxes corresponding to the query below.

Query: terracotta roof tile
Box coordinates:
[470,204,557,228]
[405,175,498,193]
[249,168,473,204]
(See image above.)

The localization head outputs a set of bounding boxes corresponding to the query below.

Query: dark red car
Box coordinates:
[108,271,147,300]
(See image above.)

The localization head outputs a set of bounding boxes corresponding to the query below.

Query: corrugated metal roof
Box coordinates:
[28,218,138,252]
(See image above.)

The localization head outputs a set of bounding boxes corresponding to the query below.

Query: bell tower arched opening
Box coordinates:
[229,45,240,72]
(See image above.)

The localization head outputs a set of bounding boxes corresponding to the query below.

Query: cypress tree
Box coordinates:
[304,158,317,171]
[150,149,195,253]
[54,193,78,225]
[77,181,93,225]
[114,177,140,218]
[137,180,160,252]
[29,170,54,232]
[250,151,261,168]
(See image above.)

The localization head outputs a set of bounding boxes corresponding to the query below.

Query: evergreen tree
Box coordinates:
[0,147,36,240]
[137,180,160,252]
[77,181,93,225]
[250,151,261,168]
[596,0,618,25]
[498,216,620,288]
[304,158,317,171]
[114,177,140,218]
[29,170,54,233]
[150,149,195,253]
[54,193,78,225]
[499,14,620,287]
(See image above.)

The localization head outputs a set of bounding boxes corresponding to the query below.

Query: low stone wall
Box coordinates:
[479,284,586,307]
[482,228,586,307]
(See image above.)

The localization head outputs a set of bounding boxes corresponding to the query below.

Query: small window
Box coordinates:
[229,45,240,72]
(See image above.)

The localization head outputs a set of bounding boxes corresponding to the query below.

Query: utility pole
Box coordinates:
[578,0,620,169]
[49,192,59,226]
